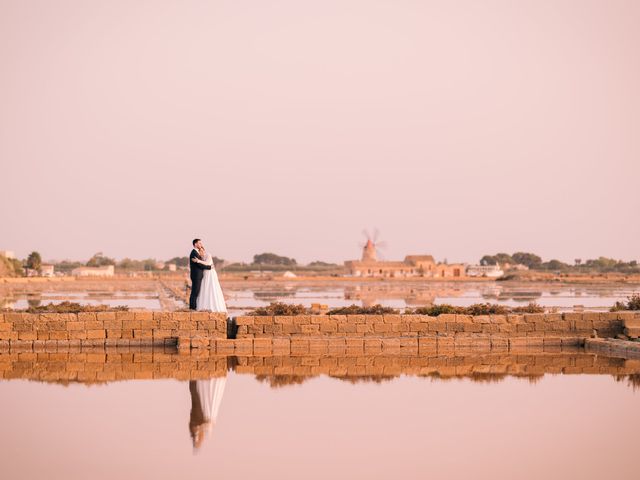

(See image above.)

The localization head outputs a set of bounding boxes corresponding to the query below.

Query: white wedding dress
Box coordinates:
[196,253,227,312]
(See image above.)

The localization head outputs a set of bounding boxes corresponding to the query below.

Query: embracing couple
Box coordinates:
[189,238,227,312]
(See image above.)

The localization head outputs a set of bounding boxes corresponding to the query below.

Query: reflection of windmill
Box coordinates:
[360,229,388,262]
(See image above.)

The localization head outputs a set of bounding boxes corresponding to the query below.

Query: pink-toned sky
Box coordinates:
[1,0,638,264]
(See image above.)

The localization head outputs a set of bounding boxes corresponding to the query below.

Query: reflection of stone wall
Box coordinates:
[0,349,228,382]
[235,312,635,341]
[1,348,638,384]
[0,311,227,350]
[236,352,640,382]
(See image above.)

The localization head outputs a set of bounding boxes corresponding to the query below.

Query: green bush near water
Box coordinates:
[610,294,640,312]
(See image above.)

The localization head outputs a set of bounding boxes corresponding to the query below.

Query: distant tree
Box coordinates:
[494,253,514,265]
[253,252,297,266]
[53,260,83,274]
[512,252,543,269]
[307,261,338,267]
[167,256,189,267]
[26,251,42,272]
[87,252,116,267]
[480,255,498,266]
[142,259,157,271]
[574,258,582,266]
[540,259,570,271]
[117,258,137,270]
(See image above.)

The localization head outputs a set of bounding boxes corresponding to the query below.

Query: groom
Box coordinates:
[189,238,211,310]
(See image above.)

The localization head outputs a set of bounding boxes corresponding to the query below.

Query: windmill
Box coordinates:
[359,228,388,262]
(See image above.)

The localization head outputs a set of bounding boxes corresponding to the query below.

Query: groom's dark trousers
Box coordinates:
[189,249,211,310]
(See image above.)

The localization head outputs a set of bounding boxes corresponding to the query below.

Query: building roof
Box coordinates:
[404,255,435,263]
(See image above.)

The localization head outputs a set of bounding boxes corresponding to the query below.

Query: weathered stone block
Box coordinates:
[371,322,391,334]
[620,315,640,329]
[490,315,508,324]
[300,324,320,334]
[172,312,190,322]
[339,323,358,334]
[190,337,210,349]
[49,331,69,341]
[356,323,374,334]
[255,316,274,325]
[122,319,142,330]
[446,322,465,333]
[76,312,97,322]
[18,331,37,341]
[463,323,482,333]
[345,315,364,324]
[406,321,427,333]
[97,312,117,322]
[234,316,254,326]
[86,330,106,340]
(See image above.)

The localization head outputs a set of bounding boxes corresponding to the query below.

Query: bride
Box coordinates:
[189,246,227,451]
[191,247,227,312]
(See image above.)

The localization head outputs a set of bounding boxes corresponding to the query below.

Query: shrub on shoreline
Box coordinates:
[19,302,129,313]
[325,304,399,315]
[405,303,543,316]
[610,294,640,312]
[249,302,310,316]
[250,302,545,316]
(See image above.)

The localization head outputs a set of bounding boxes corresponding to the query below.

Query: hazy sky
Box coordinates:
[1,0,638,264]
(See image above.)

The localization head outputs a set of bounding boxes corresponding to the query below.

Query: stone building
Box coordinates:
[40,264,55,277]
[344,241,466,278]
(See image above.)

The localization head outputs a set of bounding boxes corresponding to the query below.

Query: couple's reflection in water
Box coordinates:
[188,378,226,451]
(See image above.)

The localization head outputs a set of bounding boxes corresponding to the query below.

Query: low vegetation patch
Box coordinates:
[250,301,544,316]
[325,304,399,315]
[407,302,545,316]
[19,302,129,313]
[610,294,640,312]
[249,302,310,316]
[510,303,546,313]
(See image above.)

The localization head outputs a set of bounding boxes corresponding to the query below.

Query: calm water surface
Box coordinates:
[1,280,639,479]
[0,373,637,480]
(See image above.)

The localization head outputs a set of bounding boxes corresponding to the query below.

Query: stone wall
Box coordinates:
[0,311,227,350]
[1,311,637,352]
[235,312,635,341]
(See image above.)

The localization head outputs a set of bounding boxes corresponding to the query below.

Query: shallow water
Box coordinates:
[0,373,637,480]
[221,281,639,313]
[2,281,637,313]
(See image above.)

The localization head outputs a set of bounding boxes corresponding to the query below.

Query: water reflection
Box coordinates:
[188,378,227,450]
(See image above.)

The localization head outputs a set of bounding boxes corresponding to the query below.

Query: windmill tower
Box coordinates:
[362,239,377,262]
[360,229,386,262]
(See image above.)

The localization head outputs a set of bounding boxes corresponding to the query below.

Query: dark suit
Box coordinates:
[189,248,211,310]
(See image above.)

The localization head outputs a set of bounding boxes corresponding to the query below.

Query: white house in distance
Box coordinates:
[40,264,55,277]
[71,265,115,277]
[466,264,504,278]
